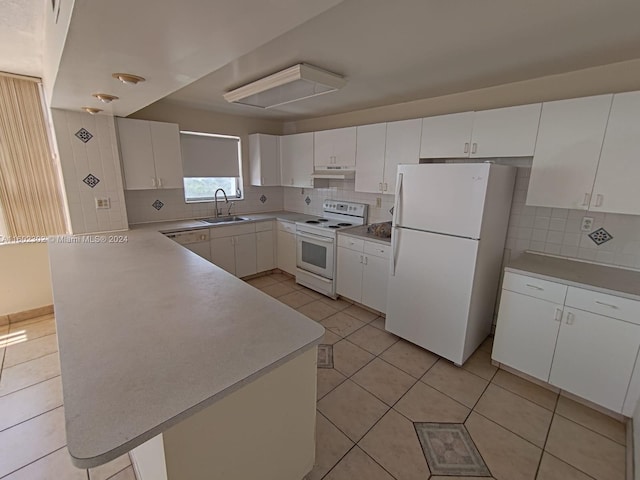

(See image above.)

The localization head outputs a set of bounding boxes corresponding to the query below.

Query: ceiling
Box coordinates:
[163,0,640,121]
[0,0,45,77]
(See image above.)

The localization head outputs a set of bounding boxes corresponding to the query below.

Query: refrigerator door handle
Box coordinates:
[391,227,399,276]
[390,173,403,277]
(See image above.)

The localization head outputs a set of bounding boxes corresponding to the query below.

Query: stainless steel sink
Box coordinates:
[201,216,248,225]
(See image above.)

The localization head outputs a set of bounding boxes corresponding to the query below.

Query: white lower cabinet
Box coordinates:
[256,221,275,273]
[276,220,296,275]
[337,235,389,313]
[210,224,257,278]
[493,271,640,414]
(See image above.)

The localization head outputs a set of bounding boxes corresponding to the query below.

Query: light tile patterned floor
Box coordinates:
[0,314,135,479]
[249,272,629,480]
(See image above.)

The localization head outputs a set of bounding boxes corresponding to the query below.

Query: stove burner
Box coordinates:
[306,220,320,224]
[337,223,353,227]
[317,218,329,222]
[328,225,340,229]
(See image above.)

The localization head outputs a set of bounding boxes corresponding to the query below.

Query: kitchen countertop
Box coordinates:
[48,227,324,468]
[507,252,640,301]
[338,225,392,245]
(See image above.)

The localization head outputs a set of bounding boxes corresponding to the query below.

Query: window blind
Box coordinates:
[180,132,240,178]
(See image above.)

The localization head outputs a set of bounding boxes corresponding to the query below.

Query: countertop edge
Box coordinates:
[337,228,391,246]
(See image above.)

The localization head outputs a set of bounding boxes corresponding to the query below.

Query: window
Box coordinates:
[180,131,243,203]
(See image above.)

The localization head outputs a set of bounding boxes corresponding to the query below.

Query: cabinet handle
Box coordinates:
[363,256,368,265]
[595,194,604,207]
[261,177,265,185]
[525,284,544,291]
[566,312,575,325]
[472,143,477,154]
[464,142,469,154]
[595,300,619,309]
[360,255,363,264]
[158,177,163,188]
[582,193,591,206]
[379,182,383,192]
[151,177,156,188]
[383,183,388,191]
[554,308,563,322]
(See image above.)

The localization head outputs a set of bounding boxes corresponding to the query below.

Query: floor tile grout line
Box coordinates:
[540,451,600,480]
[0,374,62,399]
[490,374,559,412]
[533,393,560,480]
[0,444,74,479]
[3,343,59,370]
[552,409,627,446]
[103,463,133,480]
[472,409,548,452]
[0,402,64,433]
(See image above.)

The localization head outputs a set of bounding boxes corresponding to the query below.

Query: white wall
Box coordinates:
[635,399,640,480]
[0,242,52,316]
[51,109,129,234]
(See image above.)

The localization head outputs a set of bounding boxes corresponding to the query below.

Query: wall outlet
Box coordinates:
[581,216,594,232]
[376,197,382,208]
[95,197,110,209]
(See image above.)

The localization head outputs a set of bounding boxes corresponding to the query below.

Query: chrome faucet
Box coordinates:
[213,188,228,218]
[227,201,235,216]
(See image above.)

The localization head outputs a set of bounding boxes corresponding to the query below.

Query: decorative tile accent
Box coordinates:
[588,227,613,246]
[152,200,164,211]
[74,128,93,143]
[305,196,311,205]
[259,194,267,204]
[414,423,490,477]
[82,174,100,188]
[318,344,334,369]
[389,206,394,215]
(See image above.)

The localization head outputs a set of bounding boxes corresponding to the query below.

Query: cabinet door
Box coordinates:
[420,112,473,159]
[549,307,640,413]
[249,134,280,186]
[314,127,356,168]
[355,123,386,194]
[116,118,156,190]
[383,118,422,194]
[526,95,612,209]
[492,290,562,382]
[210,237,236,275]
[362,255,388,313]
[336,246,363,302]
[589,92,640,215]
[280,133,314,187]
[235,233,257,278]
[150,121,183,189]
[470,104,541,158]
[277,230,296,275]
[256,230,275,272]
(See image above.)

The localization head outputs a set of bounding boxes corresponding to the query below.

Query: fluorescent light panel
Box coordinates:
[223,64,346,109]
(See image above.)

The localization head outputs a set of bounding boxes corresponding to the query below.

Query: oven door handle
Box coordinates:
[297,232,335,244]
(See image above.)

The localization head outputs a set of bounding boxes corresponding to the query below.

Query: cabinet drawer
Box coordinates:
[338,235,364,251]
[364,241,391,259]
[502,272,567,304]
[565,287,640,325]
[277,220,296,234]
[255,220,274,232]
[209,223,255,238]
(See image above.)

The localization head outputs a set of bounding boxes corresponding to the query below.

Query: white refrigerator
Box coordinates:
[385,163,516,365]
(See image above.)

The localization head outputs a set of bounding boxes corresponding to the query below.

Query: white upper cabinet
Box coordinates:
[313,127,356,168]
[420,112,474,158]
[526,94,613,210]
[249,134,280,186]
[280,132,314,188]
[469,104,541,158]
[355,123,387,194]
[117,118,183,190]
[589,91,640,215]
[383,118,422,194]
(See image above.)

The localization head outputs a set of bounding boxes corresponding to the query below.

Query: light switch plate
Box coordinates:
[95,197,110,209]
[581,216,594,232]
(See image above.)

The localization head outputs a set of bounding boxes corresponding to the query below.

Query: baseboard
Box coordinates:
[1,305,54,326]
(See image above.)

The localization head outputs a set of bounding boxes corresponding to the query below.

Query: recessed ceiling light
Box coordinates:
[111,73,146,85]
[92,93,119,103]
[81,107,103,115]
[223,64,346,109]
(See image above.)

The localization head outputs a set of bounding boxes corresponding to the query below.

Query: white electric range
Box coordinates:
[295,200,368,298]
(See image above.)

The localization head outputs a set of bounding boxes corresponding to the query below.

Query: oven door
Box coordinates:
[296,231,335,279]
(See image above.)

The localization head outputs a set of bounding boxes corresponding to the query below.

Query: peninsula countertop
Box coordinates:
[48,228,324,468]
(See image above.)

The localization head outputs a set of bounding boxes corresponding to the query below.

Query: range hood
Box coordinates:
[311,166,355,180]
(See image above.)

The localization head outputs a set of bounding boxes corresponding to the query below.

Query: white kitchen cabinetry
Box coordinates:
[493,271,640,414]
[314,127,356,168]
[277,220,297,275]
[383,119,422,194]
[588,91,640,215]
[280,133,314,188]
[116,118,183,190]
[255,221,276,272]
[336,235,390,313]
[210,223,257,278]
[419,105,541,159]
[355,123,387,194]
[249,134,280,186]
[526,94,613,210]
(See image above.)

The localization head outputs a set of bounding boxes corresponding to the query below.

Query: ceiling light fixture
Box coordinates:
[223,63,346,109]
[111,73,146,85]
[92,93,119,103]
[81,107,103,115]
